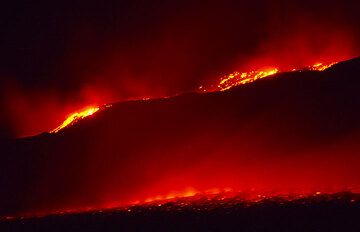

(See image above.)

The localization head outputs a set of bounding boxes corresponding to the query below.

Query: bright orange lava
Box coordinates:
[130,188,341,206]
[310,62,338,71]
[50,107,100,133]
[216,68,279,91]
[199,61,338,92]
[143,187,201,203]
[50,62,338,133]
[5,189,358,220]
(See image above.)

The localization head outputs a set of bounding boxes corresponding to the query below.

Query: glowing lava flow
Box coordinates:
[217,68,279,91]
[143,187,203,203]
[132,188,333,206]
[5,189,358,220]
[50,107,100,133]
[310,62,338,71]
[199,61,338,92]
[50,62,338,133]
[136,190,336,206]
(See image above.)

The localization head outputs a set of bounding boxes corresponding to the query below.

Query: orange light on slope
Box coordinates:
[200,61,338,92]
[217,68,279,91]
[144,188,199,203]
[49,62,338,133]
[50,107,100,133]
[132,188,340,207]
[310,62,337,71]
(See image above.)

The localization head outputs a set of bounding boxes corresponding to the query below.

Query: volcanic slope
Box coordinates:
[1,57,360,218]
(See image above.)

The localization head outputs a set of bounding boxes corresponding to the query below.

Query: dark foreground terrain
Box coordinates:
[1,192,360,232]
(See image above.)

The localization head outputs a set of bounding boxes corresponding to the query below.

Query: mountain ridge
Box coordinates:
[1,56,360,217]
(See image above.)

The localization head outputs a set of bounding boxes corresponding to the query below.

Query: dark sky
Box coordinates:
[1,0,360,137]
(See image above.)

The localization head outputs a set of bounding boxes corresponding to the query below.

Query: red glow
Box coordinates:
[50,107,100,133]
[50,61,338,133]
[4,189,360,220]
[200,61,338,92]
[2,1,360,221]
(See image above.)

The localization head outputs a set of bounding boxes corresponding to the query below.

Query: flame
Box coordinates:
[143,187,199,203]
[50,107,100,133]
[200,61,338,92]
[310,62,337,71]
[217,68,279,91]
[3,188,359,220]
[137,187,338,206]
[49,61,338,133]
